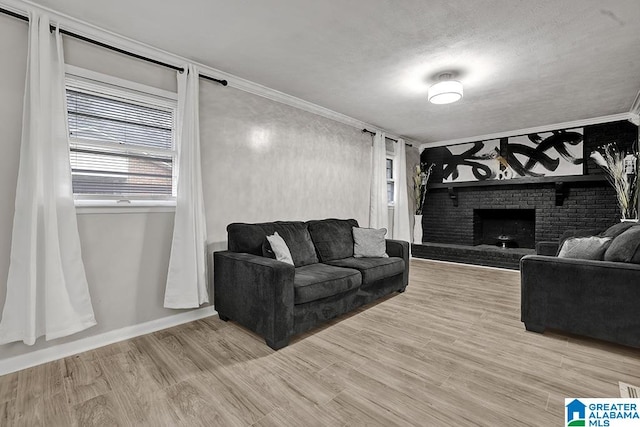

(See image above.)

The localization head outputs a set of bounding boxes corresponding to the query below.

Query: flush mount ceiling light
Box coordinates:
[428,73,463,104]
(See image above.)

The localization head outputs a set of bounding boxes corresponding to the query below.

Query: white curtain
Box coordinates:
[164,64,209,309]
[369,131,389,230]
[392,139,411,242]
[0,14,96,346]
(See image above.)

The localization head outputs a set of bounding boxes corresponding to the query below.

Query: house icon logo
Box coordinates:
[566,399,586,426]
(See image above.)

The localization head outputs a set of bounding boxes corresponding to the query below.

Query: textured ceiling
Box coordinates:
[29,0,640,143]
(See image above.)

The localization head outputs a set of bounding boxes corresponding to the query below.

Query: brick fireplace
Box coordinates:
[412,120,637,269]
[422,182,618,246]
[474,208,535,248]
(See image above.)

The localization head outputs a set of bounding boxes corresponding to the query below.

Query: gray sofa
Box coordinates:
[520,223,640,348]
[213,218,409,350]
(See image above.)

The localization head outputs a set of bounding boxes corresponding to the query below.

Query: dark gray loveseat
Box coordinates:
[520,223,640,348]
[213,218,409,349]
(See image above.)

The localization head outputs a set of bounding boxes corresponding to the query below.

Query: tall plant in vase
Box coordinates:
[412,163,434,243]
[590,142,639,221]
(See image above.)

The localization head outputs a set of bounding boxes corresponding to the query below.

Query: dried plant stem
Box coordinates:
[414,163,434,215]
[599,145,638,220]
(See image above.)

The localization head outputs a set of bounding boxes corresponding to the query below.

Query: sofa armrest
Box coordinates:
[386,239,410,287]
[213,251,295,348]
[535,241,558,256]
[520,255,640,347]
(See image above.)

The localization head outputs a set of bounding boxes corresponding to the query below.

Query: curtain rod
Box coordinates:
[361,129,413,147]
[0,5,26,22]
[0,6,227,86]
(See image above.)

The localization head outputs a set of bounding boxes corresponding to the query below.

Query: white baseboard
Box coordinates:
[0,306,217,376]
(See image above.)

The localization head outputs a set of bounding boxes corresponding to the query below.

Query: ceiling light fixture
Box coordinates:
[428,73,463,104]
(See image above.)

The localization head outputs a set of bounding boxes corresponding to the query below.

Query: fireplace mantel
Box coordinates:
[428,174,607,189]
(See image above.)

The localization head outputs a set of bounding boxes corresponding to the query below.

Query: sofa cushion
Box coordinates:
[228,221,300,255]
[536,241,559,256]
[557,236,612,260]
[604,226,640,264]
[353,227,389,258]
[307,219,359,262]
[293,264,361,304]
[276,224,318,267]
[228,221,318,267]
[601,222,639,239]
[325,257,404,286]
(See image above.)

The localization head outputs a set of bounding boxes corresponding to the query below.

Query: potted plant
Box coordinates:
[590,142,639,221]
[412,163,434,242]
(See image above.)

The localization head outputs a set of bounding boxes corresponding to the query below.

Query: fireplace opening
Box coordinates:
[473,209,535,249]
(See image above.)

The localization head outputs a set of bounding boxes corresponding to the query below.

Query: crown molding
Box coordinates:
[420,113,635,151]
[0,0,22,16]
[1,0,421,146]
[631,84,640,111]
[630,86,640,121]
[219,72,400,138]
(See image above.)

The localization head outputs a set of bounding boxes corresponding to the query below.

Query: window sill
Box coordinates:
[75,200,176,215]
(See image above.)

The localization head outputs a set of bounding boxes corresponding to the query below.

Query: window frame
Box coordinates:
[386,156,395,206]
[64,65,178,210]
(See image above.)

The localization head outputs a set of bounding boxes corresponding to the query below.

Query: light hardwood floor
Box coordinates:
[1,259,639,426]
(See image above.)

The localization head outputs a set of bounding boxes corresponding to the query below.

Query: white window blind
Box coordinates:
[65,77,177,203]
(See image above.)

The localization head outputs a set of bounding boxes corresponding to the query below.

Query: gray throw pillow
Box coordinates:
[556,228,602,256]
[352,227,388,258]
[557,236,612,260]
[266,232,294,265]
[604,226,640,264]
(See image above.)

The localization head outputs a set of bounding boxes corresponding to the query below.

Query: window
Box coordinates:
[386,157,395,205]
[65,71,177,206]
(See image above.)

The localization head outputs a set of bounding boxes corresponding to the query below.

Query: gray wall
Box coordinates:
[0,16,27,331]
[0,13,373,360]
[199,83,372,250]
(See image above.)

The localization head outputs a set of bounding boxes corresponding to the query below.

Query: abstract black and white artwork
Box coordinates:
[440,128,584,183]
[442,139,500,183]
[507,128,583,178]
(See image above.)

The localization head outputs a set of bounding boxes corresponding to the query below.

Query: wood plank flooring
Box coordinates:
[1,259,639,426]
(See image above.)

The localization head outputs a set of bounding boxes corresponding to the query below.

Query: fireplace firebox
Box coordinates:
[473,209,535,249]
